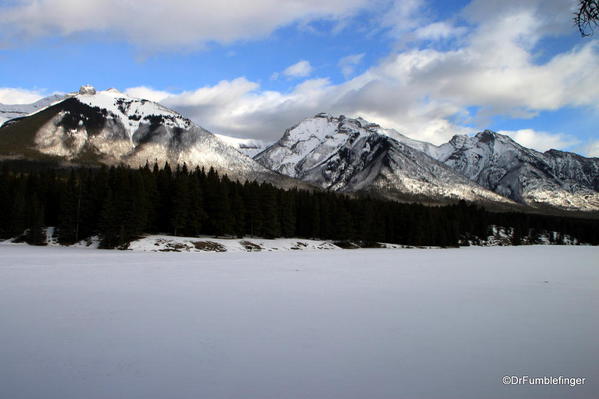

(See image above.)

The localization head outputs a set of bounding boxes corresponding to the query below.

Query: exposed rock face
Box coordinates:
[431,131,599,210]
[0,87,304,188]
[79,85,97,95]
[3,91,598,211]
[255,114,599,211]
[255,114,512,205]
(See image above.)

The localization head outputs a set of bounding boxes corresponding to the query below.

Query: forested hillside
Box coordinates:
[1,162,598,248]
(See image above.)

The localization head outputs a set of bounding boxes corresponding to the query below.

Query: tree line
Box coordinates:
[0,162,598,248]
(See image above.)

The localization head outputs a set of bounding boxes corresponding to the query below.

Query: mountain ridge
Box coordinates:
[0,94,67,127]
[429,129,599,210]
[0,86,305,188]
[2,91,597,211]
[254,113,599,211]
[254,113,514,206]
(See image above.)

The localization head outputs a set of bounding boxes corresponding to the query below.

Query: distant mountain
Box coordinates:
[0,86,299,187]
[254,113,513,205]
[4,90,597,211]
[429,131,599,210]
[0,94,67,126]
[255,114,599,211]
[214,134,269,157]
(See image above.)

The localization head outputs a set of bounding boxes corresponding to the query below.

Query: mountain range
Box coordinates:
[0,86,300,188]
[1,86,598,212]
[0,94,66,124]
[254,113,511,206]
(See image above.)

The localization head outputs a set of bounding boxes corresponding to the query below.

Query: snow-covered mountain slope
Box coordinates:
[214,134,269,157]
[255,113,512,205]
[433,131,599,210]
[5,91,597,211]
[0,94,67,126]
[0,86,299,186]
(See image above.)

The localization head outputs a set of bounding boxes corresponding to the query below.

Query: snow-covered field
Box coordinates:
[0,245,597,399]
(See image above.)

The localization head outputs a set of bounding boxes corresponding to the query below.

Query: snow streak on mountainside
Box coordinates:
[0,94,67,126]
[214,134,269,157]
[255,113,512,204]
[432,131,599,210]
[0,86,297,186]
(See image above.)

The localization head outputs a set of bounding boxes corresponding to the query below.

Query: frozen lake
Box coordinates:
[0,245,597,399]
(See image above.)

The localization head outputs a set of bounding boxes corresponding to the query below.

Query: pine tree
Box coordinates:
[0,169,12,238]
[185,174,207,236]
[279,190,296,237]
[230,183,246,238]
[260,184,281,239]
[99,187,120,248]
[57,171,81,244]
[25,195,46,246]
[213,177,235,236]
[243,182,263,237]
[8,180,27,238]
[170,172,190,236]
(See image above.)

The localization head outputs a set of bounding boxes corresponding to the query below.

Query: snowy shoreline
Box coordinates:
[2,223,589,254]
[0,245,598,399]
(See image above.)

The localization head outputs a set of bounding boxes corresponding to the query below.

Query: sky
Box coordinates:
[0,0,598,156]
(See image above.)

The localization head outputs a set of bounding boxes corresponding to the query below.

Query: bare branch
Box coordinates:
[575,0,599,37]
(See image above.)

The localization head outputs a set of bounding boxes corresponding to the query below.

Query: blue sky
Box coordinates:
[0,0,597,156]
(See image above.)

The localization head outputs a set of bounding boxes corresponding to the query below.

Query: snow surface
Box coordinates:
[0,245,597,399]
[0,94,67,126]
[128,235,348,252]
[73,87,193,135]
[256,114,599,210]
[255,114,513,204]
[4,94,599,209]
[214,134,269,158]
[431,131,599,210]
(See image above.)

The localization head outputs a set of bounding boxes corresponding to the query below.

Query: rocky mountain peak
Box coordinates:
[448,134,470,148]
[79,85,97,95]
[255,113,512,205]
[0,87,300,187]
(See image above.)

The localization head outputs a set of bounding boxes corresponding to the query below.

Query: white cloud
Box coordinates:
[135,0,599,149]
[282,60,313,78]
[125,87,172,103]
[463,0,576,38]
[380,0,427,37]
[0,0,370,50]
[585,141,599,157]
[414,22,467,41]
[338,53,365,78]
[0,88,45,104]
[498,129,580,152]
[4,0,595,155]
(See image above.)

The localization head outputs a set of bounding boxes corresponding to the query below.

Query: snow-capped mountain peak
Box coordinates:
[255,113,599,211]
[255,113,513,205]
[78,84,97,95]
[0,86,305,187]
[72,86,194,136]
[3,93,598,211]
[434,129,599,210]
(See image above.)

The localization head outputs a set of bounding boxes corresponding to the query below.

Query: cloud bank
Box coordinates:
[1,0,597,156]
[0,0,370,50]
[586,141,599,158]
[0,88,46,105]
[120,0,598,154]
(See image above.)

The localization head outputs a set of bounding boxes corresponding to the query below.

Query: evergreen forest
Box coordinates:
[1,162,598,248]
